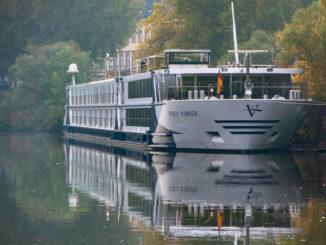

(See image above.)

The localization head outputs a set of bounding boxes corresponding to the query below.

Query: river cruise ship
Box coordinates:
[64,49,313,151]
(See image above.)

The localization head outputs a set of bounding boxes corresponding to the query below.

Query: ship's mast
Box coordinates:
[231,1,239,65]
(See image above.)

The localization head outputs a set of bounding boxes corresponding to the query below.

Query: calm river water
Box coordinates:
[0,133,326,244]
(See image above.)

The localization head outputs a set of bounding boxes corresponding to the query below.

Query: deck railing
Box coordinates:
[156,85,306,101]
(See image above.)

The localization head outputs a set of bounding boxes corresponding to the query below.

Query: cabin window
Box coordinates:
[106,85,110,104]
[111,85,115,104]
[167,52,209,64]
[155,74,177,101]
[78,90,82,105]
[93,110,97,127]
[71,90,74,105]
[101,86,106,104]
[71,110,74,124]
[89,110,93,127]
[126,108,151,127]
[224,75,244,98]
[104,109,109,128]
[251,76,263,98]
[83,110,87,126]
[91,87,94,104]
[99,110,102,128]
[177,75,219,99]
[78,110,82,125]
[95,87,99,104]
[128,79,152,99]
[110,109,114,129]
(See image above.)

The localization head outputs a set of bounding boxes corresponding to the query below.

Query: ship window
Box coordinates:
[79,110,82,125]
[100,86,105,104]
[93,110,97,127]
[111,85,115,104]
[79,89,82,105]
[84,88,87,105]
[155,74,177,101]
[128,79,152,99]
[167,52,209,64]
[126,108,151,127]
[83,110,87,126]
[99,110,102,128]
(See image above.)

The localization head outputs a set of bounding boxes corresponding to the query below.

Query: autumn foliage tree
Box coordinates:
[134,0,177,60]
[277,0,326,101]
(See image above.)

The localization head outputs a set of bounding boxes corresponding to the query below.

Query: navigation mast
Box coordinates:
[231,1,239,65]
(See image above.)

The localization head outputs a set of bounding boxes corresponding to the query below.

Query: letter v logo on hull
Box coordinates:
[246,105,262,117]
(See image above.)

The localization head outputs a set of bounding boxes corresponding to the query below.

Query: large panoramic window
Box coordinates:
[155,74,177,101]
[167,52,209,64]
[126,108,151,127]
[128,79,152,99]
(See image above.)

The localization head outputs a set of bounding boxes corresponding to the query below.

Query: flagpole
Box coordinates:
[231,1,239,65]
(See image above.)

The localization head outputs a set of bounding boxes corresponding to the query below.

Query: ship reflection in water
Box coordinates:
[65,143,307,243]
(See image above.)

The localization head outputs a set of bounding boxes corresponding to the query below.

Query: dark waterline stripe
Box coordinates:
[230,131,266,135]
[215,120,280,123]
[223,126,273,129]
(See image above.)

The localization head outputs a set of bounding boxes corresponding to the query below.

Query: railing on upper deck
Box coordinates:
[155,84,307,102]
[91,55,166,80]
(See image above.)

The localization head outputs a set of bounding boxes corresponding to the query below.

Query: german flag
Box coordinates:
[217,71,223,94]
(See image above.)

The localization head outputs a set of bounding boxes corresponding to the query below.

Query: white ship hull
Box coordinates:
[155,99,309,150]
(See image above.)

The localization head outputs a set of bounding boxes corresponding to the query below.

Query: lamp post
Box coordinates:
[67,63,79,85]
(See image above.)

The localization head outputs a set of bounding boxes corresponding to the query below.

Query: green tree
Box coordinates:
[219,30,276,65]
[31,0,143,57]
[276,0,326,101]
[241,30,276,64]
[0,42,91,131]
[256,0,284,32]
[0,0,143,77]
[0,0,36,77]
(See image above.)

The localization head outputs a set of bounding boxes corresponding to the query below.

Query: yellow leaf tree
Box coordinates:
[134,0,177,60]
[277,0,326,101]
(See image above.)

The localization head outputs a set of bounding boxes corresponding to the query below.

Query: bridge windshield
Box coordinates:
[167,52,209,64]
[164,50,211,67]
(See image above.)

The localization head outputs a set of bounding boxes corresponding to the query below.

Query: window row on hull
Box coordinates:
[70,109,116,130]
[69,84,116,106]
[69,107,152,131]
